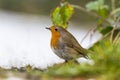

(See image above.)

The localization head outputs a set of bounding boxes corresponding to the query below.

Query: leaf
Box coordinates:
[100,26,113,35]
[51,7,63,26]
[98,8,108,18]
[86,1,99,11]
[51,3,74,29]
[86,0,108,11]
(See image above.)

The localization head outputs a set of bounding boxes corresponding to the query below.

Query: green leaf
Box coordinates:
[51,3,74,29]
[51,7,63,26]
[86,0,108,12]
[100,26,113,35]
[98,8,108,18]
[86,1,99,11]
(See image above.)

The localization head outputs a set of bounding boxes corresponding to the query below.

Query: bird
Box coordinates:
[46,26,88,62]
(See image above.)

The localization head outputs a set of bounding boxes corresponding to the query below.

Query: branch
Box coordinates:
[72,4,99,18]
[80,25,97,44]
[110,16,120,43]
[72,4,110,25]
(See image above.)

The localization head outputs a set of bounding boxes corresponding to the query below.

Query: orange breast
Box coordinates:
[50,32,61,49]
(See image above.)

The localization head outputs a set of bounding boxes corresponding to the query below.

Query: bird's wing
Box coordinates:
[61,31,87,57]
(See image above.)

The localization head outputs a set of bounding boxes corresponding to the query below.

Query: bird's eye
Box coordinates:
[55,28,58,31]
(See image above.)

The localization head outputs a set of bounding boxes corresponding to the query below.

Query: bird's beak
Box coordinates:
[45,27,50,30]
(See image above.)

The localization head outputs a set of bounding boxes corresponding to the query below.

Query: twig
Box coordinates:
[80,25,97,44]
[72,4,110,25]
[113,32,120,44]
[72,4,99,18]
[110,16,120,43]
[110,8,120,17]
[111,0,116,20]
[89,26,97,44]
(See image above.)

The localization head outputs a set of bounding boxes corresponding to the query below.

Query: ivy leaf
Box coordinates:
[51,3,74,29]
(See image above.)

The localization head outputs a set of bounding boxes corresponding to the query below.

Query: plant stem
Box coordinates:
[110,8,120,17]
[72,4,110,24]
[113,32,120,44]
[80,25,97,44]
[72,4,99,18]
[111,0,116,20]
[110,16,120,43]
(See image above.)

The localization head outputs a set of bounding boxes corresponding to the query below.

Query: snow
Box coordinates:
[0,10,101,69]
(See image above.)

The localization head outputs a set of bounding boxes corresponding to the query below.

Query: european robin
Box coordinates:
[46,26,88,62]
